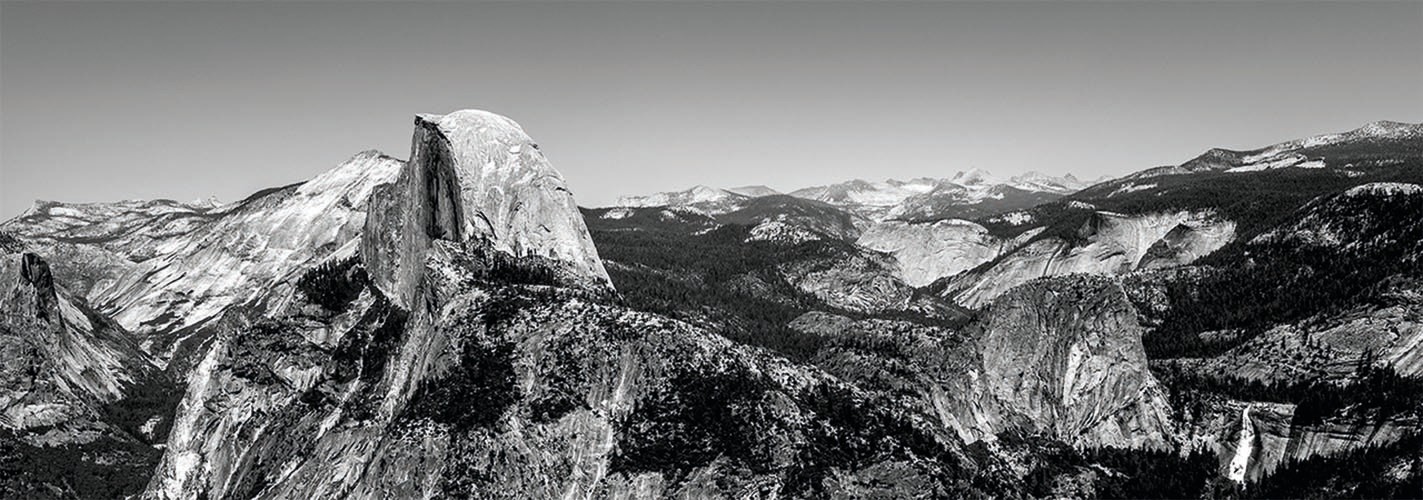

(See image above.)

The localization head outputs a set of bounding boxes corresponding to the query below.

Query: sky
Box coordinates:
[2,1,1421,218]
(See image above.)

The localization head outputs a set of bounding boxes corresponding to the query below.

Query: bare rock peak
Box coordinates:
[363,109,612,305]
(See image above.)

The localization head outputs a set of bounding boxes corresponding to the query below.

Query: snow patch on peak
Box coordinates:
[990,211,1034,226]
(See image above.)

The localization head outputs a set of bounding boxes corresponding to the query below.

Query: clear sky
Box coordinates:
[2,1,1421,218]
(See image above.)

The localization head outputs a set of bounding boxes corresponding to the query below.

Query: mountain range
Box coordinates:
[2,114,1421,499]
[615,170,1097,222]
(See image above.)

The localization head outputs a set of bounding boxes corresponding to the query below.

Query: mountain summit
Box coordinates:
[362,110,612,305]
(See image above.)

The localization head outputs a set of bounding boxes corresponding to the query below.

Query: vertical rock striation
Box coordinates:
[959,276,1176,449]
[363,110,611,306]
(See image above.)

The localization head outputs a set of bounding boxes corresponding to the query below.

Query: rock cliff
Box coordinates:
[945,210,1234,308]
[0,249,176,498]
[362,111,611,307]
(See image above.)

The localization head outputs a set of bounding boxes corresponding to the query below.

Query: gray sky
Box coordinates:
[3,1,1421,218]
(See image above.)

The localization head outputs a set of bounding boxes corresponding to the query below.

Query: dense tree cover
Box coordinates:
[610,364,985,497]
[610,363,780,477]
[100,373,181,445]
[999,431,1225,499]
[297,256,368,311]
[1137,177,1423,358]
[0,431,160,500]
[1154,362,1423,426]
[1081,446,1224,499]
[591,222,938,361]
[1245,432,1423,499]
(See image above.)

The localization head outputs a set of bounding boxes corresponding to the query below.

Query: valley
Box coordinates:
[2,114,1421,498]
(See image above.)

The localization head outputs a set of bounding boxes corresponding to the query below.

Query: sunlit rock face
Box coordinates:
[0,199,217,298]
[2,152,404,372]
[363,110,611,307]
[856,219,1016,287]
[777,249,916,314]
[144,232,999,499]
[0,250,176,498]
[90,152,403,370]
[142,111,1013,500]
[959,276,1176,449]
[945,210,1234,308]
[791,275,1176,451]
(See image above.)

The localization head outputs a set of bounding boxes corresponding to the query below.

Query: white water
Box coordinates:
[1227,405,1254,483]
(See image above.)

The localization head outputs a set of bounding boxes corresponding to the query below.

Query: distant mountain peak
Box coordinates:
[951,168,1000,186]
[1355,120,1422,137]
[727,185,780,197]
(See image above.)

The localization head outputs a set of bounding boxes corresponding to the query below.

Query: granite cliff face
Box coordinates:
[2,152,403,371]
[944,210,1235,308]
[0,199,217,298]
[963,277,1175,448]
[789,275,1176,451]
[362,110,611,308]
[5,114,1420,497]
[856,218,1022,287]
[0,246,176,498]
[145,247,1005,498]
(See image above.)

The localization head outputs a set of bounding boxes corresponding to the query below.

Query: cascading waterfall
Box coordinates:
[1227,405,1255,483]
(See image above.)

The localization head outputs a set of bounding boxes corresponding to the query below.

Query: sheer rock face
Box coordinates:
[856,219,1022,287]
[363,110,611,307]
[143,111,1007,499]
[96,152,402,370]
[3,152,403,372]
[0,252,152,429]
[0,251,175,498]
[788,276,1175,451]
[962,276,1175,449]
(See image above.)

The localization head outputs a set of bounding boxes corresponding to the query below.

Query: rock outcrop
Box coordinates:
[0,199,218,298]
[791,276,1176,451]
[96,151,403,370]
[0,250,175,498]
[856,219,1025,287]
[958,276,1176,448]
[4,151,404,372]
[362,110,611,306]
[944,210,1234,308]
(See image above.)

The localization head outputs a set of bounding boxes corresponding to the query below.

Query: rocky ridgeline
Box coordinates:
[0,247,178,498]
[137,110,1017,498]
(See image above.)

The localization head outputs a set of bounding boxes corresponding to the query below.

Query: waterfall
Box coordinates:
[1227,405,1255,483]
